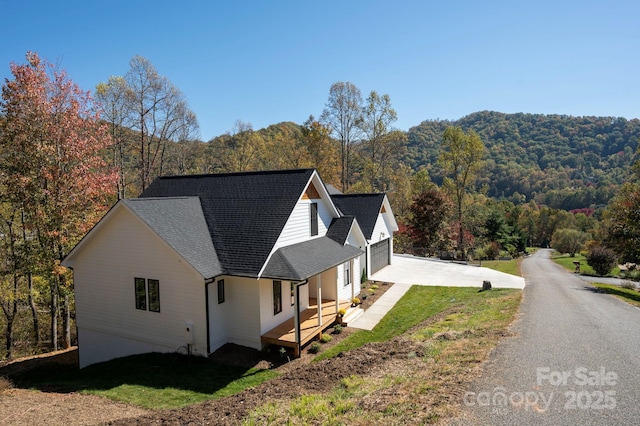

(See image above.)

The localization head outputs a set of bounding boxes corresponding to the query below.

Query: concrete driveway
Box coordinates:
[370,254,525,289]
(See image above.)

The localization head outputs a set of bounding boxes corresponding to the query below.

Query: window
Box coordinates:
[135,277,147,310]
[148,279,160,312]
[310,202,318,236]
[273,280,282,315]
[344,261,351,287]
[217,280,225,304]
[135,277,160,312]
[291,282,295,306]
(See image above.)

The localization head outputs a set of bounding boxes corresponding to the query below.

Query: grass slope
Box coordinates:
[9,352,278,409]
[246,286,522,424]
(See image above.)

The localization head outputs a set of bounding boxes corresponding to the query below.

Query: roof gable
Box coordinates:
[123,197,221,279]
[140,169,316,277]
[331,193,386,239]
[62,197,221,279]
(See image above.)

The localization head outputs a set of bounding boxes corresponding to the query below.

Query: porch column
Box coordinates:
[351,258,355,302]
[317,275,322,326]
[335,268,340,313]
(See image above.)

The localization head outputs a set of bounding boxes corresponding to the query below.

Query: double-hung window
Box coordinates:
[273,280,282,315]
[135,277,160,312]
[344,261,351,287]
[217,280,225,304]
[310,202,318,236]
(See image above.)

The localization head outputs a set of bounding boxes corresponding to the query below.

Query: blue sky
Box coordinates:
[2,1,639,141]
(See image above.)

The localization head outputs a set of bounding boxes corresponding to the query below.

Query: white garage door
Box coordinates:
[371,239,390,274]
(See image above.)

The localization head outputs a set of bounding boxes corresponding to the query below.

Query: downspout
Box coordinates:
[294,279,308,357]
[204,277,215,355]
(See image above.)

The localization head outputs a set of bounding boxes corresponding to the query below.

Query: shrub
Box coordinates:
[484,242,500,260]
[371,284,379,290]
[621,281,637,290]
[320,334,332,343]
[586,245,618,276]
[308,342,321,354]
[333,324,343,334]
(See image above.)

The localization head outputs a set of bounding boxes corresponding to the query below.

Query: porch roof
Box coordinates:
[262,236,363,281]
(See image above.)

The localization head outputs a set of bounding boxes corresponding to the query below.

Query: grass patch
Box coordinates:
[476,258,521,276]
[551,252,621,277]
[247,287,522,424]
[552,252,595,275]
[6,352,278,409]
[315,286,519,361]
[592,283,640,307]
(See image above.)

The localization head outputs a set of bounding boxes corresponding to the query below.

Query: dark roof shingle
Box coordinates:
[331,194,385,239]
[123,197,222,278]
[139,169,316,277]
[262,237,363,281]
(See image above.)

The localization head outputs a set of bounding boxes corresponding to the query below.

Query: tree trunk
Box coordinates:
[28,273,39,346]
[50,277,58,351]
[63,293,71,348]
[22,211,39,346]
[3,274,19,359]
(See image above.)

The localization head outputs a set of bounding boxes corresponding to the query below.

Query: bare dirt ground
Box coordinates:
[0,348,149,425]
[1,281,457,426]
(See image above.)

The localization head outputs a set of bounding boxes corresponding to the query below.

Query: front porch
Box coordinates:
[261,298,351,357]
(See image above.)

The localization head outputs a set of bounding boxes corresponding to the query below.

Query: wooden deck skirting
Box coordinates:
[261,298,351,356]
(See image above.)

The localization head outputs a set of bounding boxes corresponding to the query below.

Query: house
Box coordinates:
[61,169,398,368]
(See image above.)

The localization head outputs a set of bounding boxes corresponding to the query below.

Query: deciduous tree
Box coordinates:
[0,52,117,351]
[320,82,363,191]
[438,126,485,258]
[551,228,589,257]
[97,56,199,192]
[360,91,405,191]
[408,186,453,256]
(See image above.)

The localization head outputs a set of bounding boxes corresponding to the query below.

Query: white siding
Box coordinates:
[318,268,338,300]
[212,276,262,350]
[72,207,207,368]
[259,279,309,334]
[370,214,392,244]
[337,259,361,302]
[275,199,333,249]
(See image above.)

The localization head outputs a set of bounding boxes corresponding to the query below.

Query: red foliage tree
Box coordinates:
[408,187,453,256]
[1,52,117,351]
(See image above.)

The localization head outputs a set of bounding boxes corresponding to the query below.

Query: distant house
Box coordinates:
[62,169,397,368]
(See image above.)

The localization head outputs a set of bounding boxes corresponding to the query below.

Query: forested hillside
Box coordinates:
[404,111,640,210]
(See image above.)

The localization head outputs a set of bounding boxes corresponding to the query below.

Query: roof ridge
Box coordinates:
[156,168,316,180]
[126,196,198,201]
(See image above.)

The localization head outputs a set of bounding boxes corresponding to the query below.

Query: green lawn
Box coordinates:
[247,285,522,424]
[7,352,278,409]
[551,252,622,277]
[315,285,520,361]
[592,283,640,307]
[551,252,596,275]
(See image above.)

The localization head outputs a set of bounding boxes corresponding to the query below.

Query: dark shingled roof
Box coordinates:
[262,237,363,281]
[326,216,356,245]
[331,194,386,239]
[123,197,222,278]
[139,169,316,277]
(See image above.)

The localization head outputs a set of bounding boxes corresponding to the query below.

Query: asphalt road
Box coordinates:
[449,249,640,425]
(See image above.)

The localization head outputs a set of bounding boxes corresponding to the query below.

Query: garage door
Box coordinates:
[370,239,390,274]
